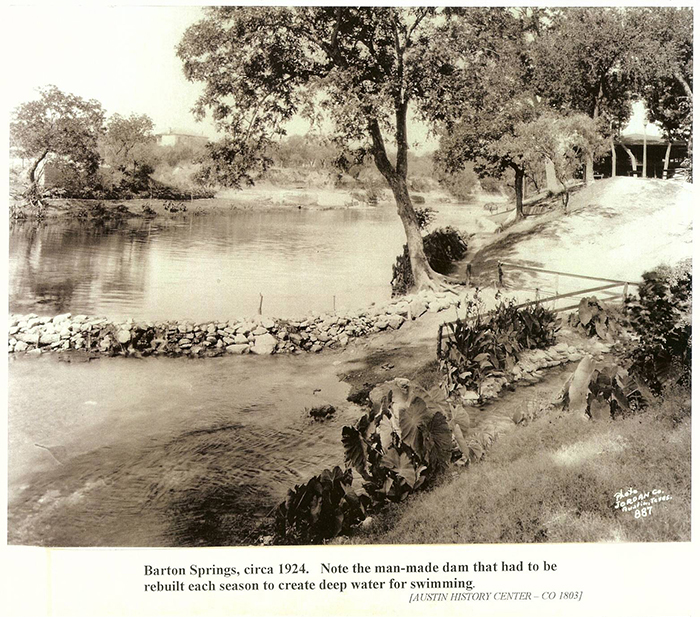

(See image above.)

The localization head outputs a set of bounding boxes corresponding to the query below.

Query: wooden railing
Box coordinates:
[498,262,641,314]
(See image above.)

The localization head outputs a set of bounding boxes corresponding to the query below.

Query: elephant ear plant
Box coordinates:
[274,384,453,544]
[275,466,365,545]
[342,387,453,503]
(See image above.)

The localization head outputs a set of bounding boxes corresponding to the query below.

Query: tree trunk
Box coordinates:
[663,142,672,179]
[513,165,525,219]
[586,83,604,184]
[544,158,564,194]
[391,180,438,289]
[642,125,647,178]
[368,116,439,292]
[584,153,595,184]
[28,148,50,190]
[610,135,617,178]
[621,144,637,175]
[549,159,571,212]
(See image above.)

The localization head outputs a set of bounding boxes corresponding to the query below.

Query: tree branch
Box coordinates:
[673,70,693,101]
[405,8,429,46]
[368,117,396,183]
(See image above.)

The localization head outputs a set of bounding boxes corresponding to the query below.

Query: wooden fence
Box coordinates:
[438,263,641,358]
[498,262,640,313]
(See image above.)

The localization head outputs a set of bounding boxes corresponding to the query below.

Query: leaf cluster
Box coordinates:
[562,361,644,420]
[275,466,365,544]
[10,85,106,176]
[568,296,621,341]
[342,389,452,504]
[439,299,559,394]
[624,262,692,394]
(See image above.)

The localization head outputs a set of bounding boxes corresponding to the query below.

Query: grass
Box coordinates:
[351,387,690,545]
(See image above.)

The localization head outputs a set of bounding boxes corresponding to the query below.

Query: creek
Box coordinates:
[8,200,497,322]
[8,352,361,546]
[9,207,405,321]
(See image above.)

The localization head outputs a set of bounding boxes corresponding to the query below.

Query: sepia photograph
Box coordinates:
[2,2,694,615]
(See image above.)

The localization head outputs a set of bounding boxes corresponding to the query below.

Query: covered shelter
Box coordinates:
[596,133,689,179]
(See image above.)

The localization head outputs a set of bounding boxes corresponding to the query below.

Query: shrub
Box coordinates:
[438,297,559,394]
[560,360,645,420]
[274,385,452,544]
[439,167,480,201]
[342,389,452,504]
[568,296,620,341]
[391,227,468,296]
[274,466,365,544]
[624,261,691,394]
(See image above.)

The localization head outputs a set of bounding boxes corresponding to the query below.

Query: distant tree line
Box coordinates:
[9,86,212,207]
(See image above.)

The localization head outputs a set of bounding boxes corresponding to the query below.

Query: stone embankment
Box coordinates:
[466,338,612,406]
[8,290,462,358]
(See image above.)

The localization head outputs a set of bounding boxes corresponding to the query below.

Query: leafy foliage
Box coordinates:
[102,113,156,174]
[275,466,365,544]
[428,9,541,218]
[569,296,620,341]
[414,206,437,231]
[628,7,693,119]
[177,7,450,289]
[492,112,606,208]
[624,262,691,394]
[392,227,468,296]
[343,389,452,504]
[10,85,106,209]
[437,165,481,202]
[439,297,559,394]
[561,361,644,420]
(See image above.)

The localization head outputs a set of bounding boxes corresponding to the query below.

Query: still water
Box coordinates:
[9,207,407,321]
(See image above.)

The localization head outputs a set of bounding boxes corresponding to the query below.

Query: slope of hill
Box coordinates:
[471,177,693,293]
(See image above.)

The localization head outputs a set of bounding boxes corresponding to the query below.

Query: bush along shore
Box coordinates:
[7,290,465,358]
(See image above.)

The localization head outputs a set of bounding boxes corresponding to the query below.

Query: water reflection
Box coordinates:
[9,208,406,321]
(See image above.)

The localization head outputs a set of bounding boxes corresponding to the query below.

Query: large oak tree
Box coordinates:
[427,8,542,219]
[10,85,105,197]
[178,7,450,291]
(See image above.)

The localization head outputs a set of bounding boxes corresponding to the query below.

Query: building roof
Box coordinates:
[620,133,687,147]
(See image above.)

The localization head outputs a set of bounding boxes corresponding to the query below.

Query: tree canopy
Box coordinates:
[177,6,691,271]
[102,112,155,173]
[10,85,106,191]
[429,8,545,218]
[178,6,450,290]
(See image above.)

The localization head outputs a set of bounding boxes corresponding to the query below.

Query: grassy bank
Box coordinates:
[350,387,690,545]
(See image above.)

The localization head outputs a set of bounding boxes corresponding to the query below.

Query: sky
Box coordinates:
[4,4,434,149]
[5,4,658,146]
[6,5,216,137]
